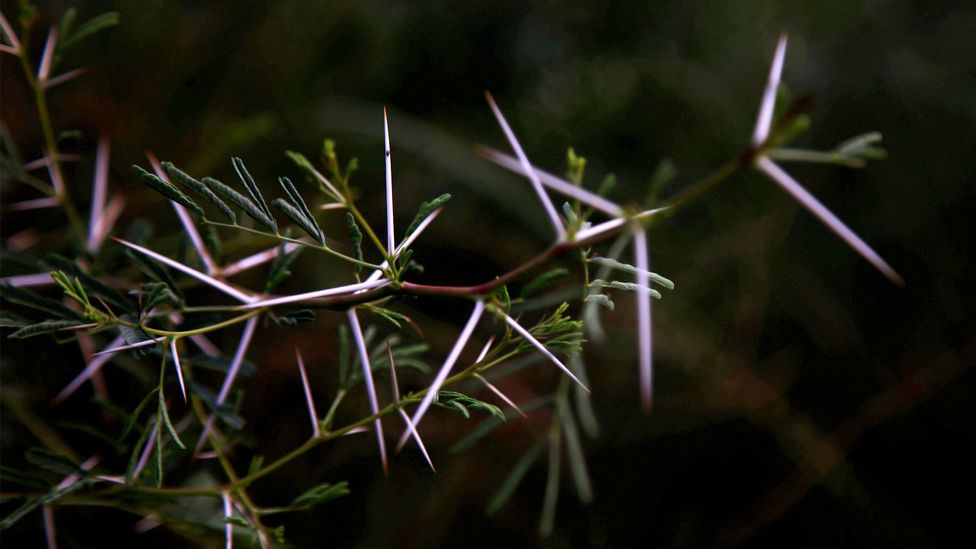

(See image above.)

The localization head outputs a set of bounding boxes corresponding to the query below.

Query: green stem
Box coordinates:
[204,220,383,270]
[17,33,87,245]
[138,310,260,338]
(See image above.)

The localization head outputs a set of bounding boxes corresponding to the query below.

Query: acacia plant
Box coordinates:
[0,7,901,547]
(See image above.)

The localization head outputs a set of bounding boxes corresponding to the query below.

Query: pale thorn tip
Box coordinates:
[0,11,23,52]
[387,341,435,470]
[113,237,258,304]
[485,92,567,241]
[196,315,259,453]
[397,299,486,451]
[501,312,589,392]
[170,339,187,402]
[147,152,219,275]
[632,228,654,413]
[756,157,904,285]
[295,348,320,437]
[751,33,789,146]
[37,27,58,82]
[383,106,395,255]
[348,309,389,474]
[87,137,111,253]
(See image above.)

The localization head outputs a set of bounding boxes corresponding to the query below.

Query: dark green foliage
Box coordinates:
[125,250,183,302]
[520,268,570,298]
[436,391,505,420]
[44,253,130,311]
[189,355,256,377]
[132,165,206,217]
[274,309,316,326]
[9,319,89,338]
[157,386,186,450]
[277,176,323,242]
[273,199,323,244]
[646,158,677,204]
[586,256,675,289]
[345,213,363,272]
[0,284,83,320]
[118,322,157,356]
[141,282,180,311]
[59,11,119,50]
[286,150,341,201]
[202,176,277,232]
[162,162,236,223]
[404,193,451,239]
[119,389,158,442]
[265,240,303,292]
[288,482,351,510]
[186,380,245,430]
[231,157,276,231]
[25,447,80,476]
[486,438,546,515]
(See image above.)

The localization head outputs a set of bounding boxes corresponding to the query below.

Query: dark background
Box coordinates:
[2,1,974,547]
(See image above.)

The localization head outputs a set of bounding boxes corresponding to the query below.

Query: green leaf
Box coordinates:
[124,420,154,482]
[404,193,451,239]
[9,320,89,339]
[157,388,186,450]
[125,250,183,302]
[25,448,79,476]
[520,268,569,299]
[337,324,352,388]
[0,312,31,328]
[646,158,677,204]
[583,294,614,311]
[540,428,561,537]
[364,305,409,329]
[0,284,82,320]
[274,198,323,244]
[231,157,276,230]
[289,481,350,509]
[285,151,331,195]
[0,466,47,490]
[278,176,323,242]
[836,131,887,161]
[202,176,277,232]
[590,279,663,299]
[44,254,130,312]
[559,398,592,503]
[118,323,158,356]
[119,389,158,442]
[274,309,316,327]
[202,224,223,263]
[450,397,551,454]
[61,12,119,49]
[58,9,79,52]
[486,437,546,515]
[345,213,363,272]
[566,147,586,185]
[186,380,245,430]
[247,455,265,477]
[57,421,124,451]
[189,355,256,378]
[132,165,205,218]
[498,284,511,313]
[435,391,505,421]
[141,281,181,311]
[162,162,236,223]
[586,256,675,290]
[265,240,302,292]
[596,173,617,197]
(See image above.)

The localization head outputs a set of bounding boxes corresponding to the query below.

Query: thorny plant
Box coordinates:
[0,7,902,547]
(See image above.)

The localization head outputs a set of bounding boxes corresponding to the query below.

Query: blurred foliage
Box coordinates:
[2,0,974,547]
